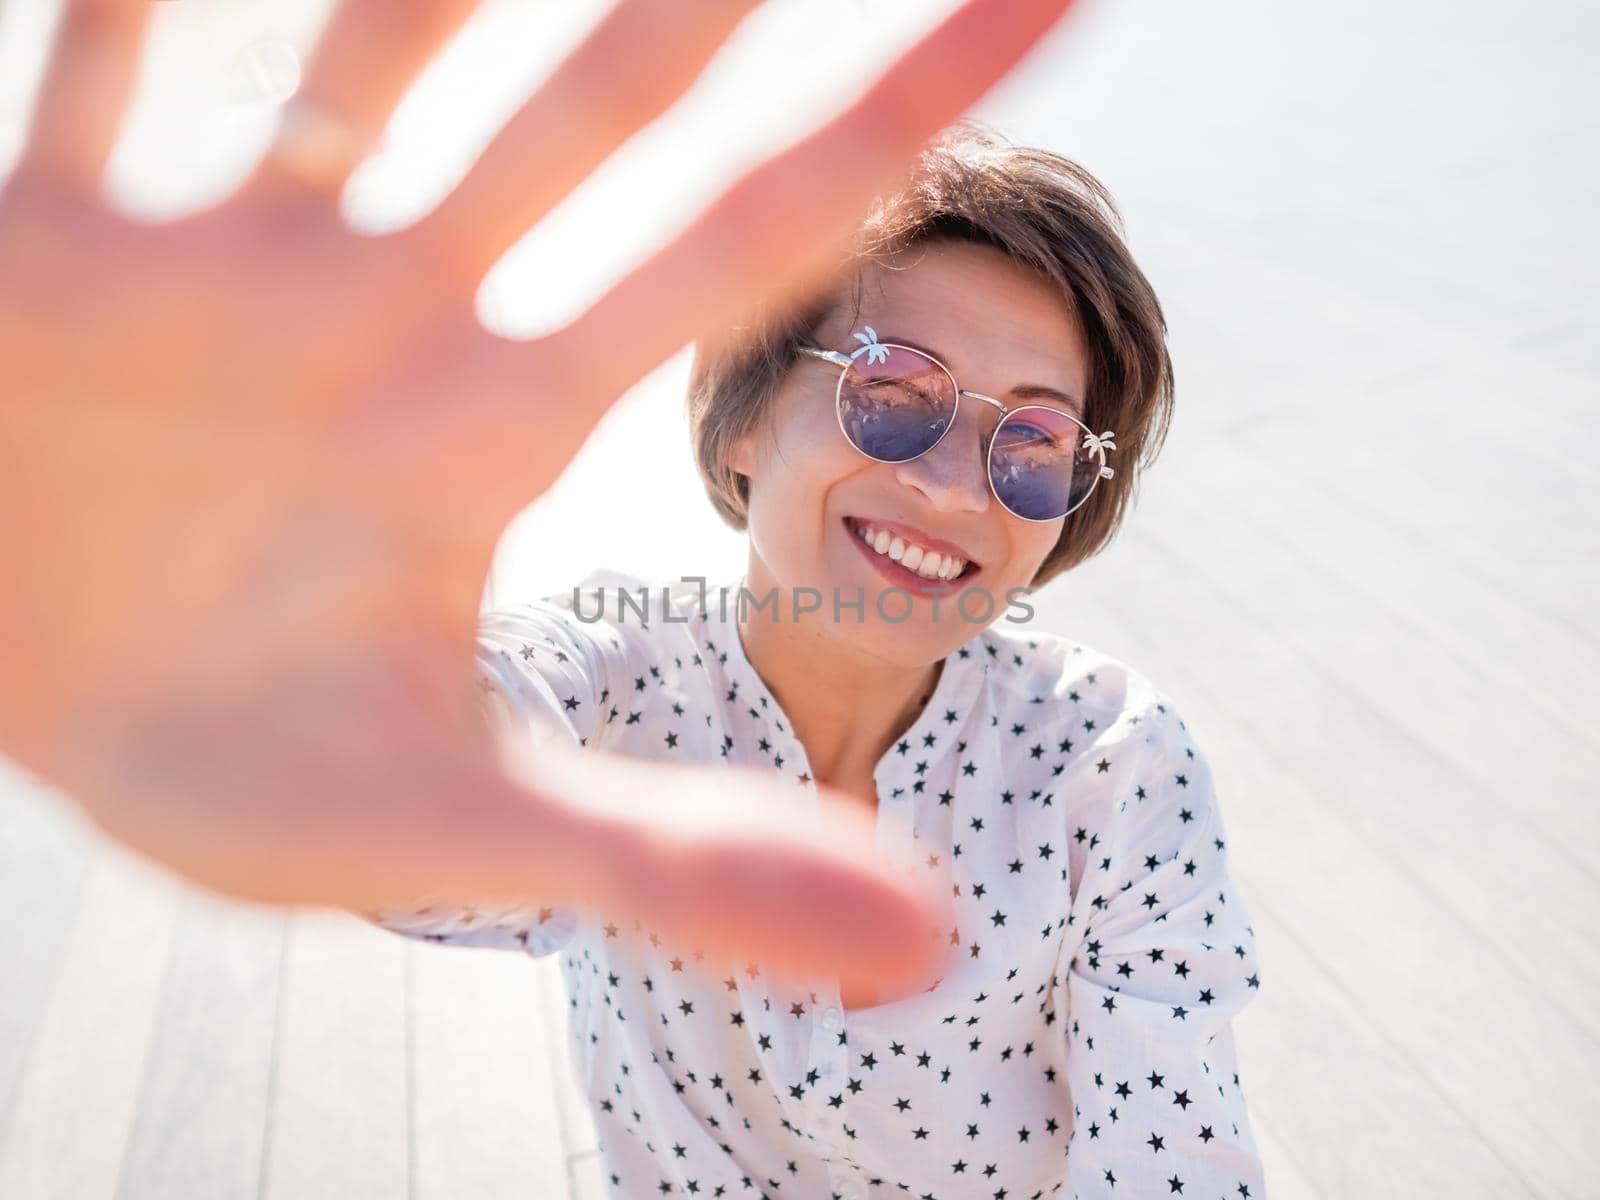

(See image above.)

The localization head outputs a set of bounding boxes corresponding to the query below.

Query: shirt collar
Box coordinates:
[688,573,991,767]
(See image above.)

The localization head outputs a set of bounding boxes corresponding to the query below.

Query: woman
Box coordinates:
[1,1,1264,1197]
[368,126,1267,1198]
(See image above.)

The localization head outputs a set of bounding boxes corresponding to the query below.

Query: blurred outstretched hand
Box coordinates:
[0,0,1074,993]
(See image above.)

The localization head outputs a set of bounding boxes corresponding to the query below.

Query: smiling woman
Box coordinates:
[368,122,1267,1199]
[0,0,1261,1194]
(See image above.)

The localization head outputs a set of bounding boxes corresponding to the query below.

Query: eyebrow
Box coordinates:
[875,333,1085,418]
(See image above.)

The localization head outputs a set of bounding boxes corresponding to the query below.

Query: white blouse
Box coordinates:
[369,569,1267,1200]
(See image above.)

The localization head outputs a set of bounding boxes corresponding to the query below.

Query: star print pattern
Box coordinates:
[367,569,1266,1199]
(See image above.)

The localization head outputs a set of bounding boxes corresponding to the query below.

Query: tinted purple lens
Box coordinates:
[988,406,1097,521]
[837,346,957,463]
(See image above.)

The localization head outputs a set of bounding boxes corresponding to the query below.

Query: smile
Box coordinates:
[844,515,979,583]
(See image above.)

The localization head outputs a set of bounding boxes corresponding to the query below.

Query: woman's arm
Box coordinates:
[1058,700,1266,1197]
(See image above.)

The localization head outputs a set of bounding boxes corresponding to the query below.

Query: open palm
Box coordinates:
[0,0,1074,993]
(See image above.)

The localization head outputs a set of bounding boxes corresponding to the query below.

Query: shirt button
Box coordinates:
[821,1006,843,1031]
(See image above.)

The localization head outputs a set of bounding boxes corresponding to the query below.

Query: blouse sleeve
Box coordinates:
[355,587,625,957]
[1058,699,1267,1199]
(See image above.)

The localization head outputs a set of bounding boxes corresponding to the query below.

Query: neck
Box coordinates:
[732,567,943,791]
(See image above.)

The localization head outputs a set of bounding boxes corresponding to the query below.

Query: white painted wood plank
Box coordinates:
[259,909,408,1200]
[1136,218,1600,640]
[0,775,95,1146]
[114,889,286,1200]
[1164,426,1600,750]
[0,839,182,1200]
[1241,902,1534,1197]
[1248,1110,1323,1200]
[1209,404,1600,662]
[410,941,568,1200]
[1142,215,1600,466]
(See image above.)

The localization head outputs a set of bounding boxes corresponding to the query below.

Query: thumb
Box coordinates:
[477,735,956,996]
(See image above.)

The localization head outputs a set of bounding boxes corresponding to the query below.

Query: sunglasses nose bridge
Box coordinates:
[892,390,995,514]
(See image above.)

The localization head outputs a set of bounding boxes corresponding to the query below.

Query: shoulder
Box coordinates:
[980,621,1216,832]
[476,568,710,749]
[979,620,1176,749]
[479,567,702,664]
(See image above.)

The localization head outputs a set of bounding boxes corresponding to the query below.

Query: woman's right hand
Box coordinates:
[0,0,1074,992]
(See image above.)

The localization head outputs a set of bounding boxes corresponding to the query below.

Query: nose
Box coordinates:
[892,399,993,514]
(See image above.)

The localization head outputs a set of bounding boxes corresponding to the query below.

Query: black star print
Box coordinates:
[397,606,1265,1200]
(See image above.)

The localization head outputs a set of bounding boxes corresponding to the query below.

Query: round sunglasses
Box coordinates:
[796,326,1117,523]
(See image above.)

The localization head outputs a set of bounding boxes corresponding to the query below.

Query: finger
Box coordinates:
[408,0,763,287]
[506,738,954,993]
[244,0,481,202]
[465,0,1078,445]
[14,0,154,195]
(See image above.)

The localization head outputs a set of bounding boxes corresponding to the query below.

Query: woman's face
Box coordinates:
[730,237,1092,668]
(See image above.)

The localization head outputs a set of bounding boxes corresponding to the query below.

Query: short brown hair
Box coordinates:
[686,119,1175,591]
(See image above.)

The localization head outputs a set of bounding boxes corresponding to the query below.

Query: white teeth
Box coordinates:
[851,518,970,581]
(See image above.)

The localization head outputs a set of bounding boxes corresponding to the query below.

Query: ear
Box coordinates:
[728,429,757,478]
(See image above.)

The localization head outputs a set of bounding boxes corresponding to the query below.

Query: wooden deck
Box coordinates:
[0,778,606,1200]
[3,0,1598,1196]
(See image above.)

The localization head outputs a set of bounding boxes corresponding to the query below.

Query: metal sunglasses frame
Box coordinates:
[795,325,1117,523]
